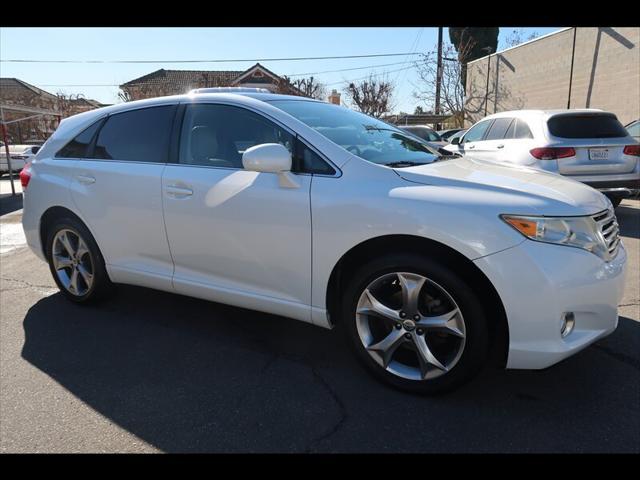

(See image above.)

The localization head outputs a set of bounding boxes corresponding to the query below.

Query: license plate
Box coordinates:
[589,148,609,161]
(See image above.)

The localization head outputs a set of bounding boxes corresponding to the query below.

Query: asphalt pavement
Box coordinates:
[0,187,638,453]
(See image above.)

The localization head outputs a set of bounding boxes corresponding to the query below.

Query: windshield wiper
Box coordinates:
[384,161,424,168]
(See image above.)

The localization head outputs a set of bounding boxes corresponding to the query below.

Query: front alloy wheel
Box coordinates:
[342,254,488,394]
[356,272,466,381]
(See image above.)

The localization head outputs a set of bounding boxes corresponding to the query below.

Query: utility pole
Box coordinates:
[0,107,16,196]
[483,46,493,117]
[434,27,443,130]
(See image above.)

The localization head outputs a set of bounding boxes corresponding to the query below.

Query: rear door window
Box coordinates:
[92,105,176,162]
[547,113,628,138]
[484,118,513,140]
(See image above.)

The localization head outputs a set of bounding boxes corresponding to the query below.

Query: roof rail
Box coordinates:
[189,87,271,94]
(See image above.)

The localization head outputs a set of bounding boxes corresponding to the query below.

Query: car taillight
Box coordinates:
[19,162,32,189]
[530,147,576,160]
[623,144,640,156]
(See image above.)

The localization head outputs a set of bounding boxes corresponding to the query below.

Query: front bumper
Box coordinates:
[474,239,627,369]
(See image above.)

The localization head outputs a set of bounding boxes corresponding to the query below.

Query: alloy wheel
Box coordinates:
[51,228,94,297]
[355,272,466,381]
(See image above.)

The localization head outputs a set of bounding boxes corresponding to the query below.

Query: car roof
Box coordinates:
[55,92,321,139]
[482,108,608,121]
[66,92,317,119]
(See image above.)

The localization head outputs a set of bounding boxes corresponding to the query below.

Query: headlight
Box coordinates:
[501,214,608,259]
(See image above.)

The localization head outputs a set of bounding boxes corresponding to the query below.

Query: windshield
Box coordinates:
[269,100,441,167]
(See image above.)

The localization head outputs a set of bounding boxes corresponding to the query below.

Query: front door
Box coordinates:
[162,103,313,322]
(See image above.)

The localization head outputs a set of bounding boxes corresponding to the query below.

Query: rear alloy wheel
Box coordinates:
[341,255,488,394]
[51,228,95,297]
[46,217,114,303]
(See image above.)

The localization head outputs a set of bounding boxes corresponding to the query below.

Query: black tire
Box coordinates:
[605,195,623,209]
[45,216,114,304]
[339,253,488,395]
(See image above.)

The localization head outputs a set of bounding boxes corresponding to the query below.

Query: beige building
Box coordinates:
[464,27,640,127]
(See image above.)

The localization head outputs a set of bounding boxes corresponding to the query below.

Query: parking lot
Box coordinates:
[0,179,638,453]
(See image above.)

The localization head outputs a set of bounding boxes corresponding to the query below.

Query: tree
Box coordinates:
[503,28,539,48]
[289,76,327,100]
[449,27,499,92]
[343,74,395,118]
[56,92,85,118]
[413,42,470,128]
[414,105,424,114]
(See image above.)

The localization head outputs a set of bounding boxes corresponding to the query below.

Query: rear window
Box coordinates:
[547,113,628,139]
[56,119,104,158]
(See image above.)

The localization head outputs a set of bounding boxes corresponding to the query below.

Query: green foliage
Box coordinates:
[448,27,499,94]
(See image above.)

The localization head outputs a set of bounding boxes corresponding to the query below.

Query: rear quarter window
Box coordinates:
[547,113,628,139]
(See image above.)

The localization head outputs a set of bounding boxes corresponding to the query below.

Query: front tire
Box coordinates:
[340,254,488,394]
[45,216,114,303]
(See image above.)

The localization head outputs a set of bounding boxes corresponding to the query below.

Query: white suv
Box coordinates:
[21,93,627,393]
[444,109,640,207]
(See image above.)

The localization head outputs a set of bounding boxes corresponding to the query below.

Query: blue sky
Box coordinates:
[0,27,561,113]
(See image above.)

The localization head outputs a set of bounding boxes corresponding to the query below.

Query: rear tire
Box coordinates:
[339,253,488,395]
[45,216,114,304]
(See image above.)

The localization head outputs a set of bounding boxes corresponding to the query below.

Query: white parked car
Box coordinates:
[21,93,627,393]
[444,110,640,207]
[0,144,41,175]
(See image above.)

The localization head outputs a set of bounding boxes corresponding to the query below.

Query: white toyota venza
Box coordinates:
[21,91,627,393]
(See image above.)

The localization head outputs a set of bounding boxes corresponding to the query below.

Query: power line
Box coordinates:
[35,61,415,87]
[1,52,423,64]
[286,61,410,77]
[325,65,416,87]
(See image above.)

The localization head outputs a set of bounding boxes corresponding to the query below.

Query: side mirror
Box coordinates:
[242,143,299,188]
[450,136,461,145]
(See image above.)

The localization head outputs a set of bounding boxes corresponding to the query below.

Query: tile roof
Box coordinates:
[0,78,58,101]
[120,69,245,89]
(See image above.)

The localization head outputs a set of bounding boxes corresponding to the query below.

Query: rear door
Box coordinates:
[546,112,637,175]
[69,104,177,290]
[475,117,514,161]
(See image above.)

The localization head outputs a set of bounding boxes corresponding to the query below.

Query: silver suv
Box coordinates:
[445,109,640,207]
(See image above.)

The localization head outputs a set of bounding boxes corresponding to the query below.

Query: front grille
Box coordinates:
[593,208,620,260]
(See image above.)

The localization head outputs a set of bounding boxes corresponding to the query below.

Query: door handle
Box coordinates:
[497,144,505,149]
[76,174,96,185]
[165,184,193,198]
[468,145,475,149]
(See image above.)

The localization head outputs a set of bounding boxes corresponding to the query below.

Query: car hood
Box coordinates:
[393,156,611,216]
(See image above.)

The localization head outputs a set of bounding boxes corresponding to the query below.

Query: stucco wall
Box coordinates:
[464,27,640,127]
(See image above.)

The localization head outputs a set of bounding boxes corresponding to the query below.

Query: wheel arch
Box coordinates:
[325,234,509,367]
[39,206,98,259]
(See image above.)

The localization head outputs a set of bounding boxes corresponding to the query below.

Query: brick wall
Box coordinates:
[464,27,640,126]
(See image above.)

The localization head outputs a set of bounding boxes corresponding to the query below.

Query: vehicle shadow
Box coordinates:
[21,286,640,453]
[616,202,639,239]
